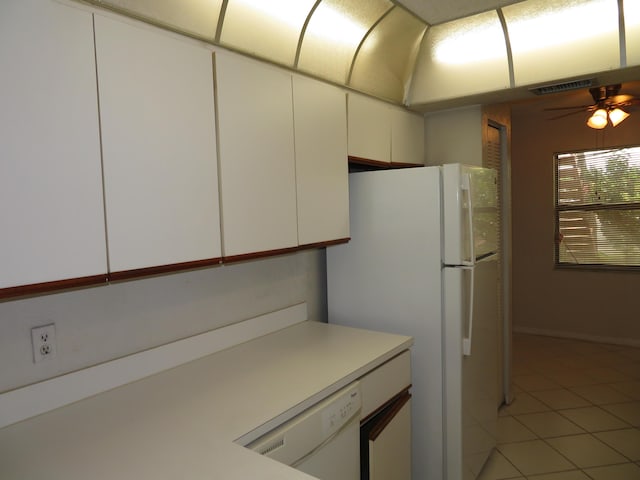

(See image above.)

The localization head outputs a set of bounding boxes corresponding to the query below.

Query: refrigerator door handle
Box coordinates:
[462,173,475,266]
[463,266,474,356]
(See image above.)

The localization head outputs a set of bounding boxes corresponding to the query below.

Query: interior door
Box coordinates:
[485,122,512,406]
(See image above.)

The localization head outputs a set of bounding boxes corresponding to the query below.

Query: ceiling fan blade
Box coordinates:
[544,104,593,111]
[625,102,640,112]
[548,109,589,120]
[610,94,634,104]
[610,97,640,110]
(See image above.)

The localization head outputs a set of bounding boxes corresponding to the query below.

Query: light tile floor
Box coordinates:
[478,333,640,480]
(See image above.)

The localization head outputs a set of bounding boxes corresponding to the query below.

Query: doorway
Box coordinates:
[485,120,513,406]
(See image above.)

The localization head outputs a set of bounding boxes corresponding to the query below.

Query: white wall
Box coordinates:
[424,105,483,166]
[0,250,327,393]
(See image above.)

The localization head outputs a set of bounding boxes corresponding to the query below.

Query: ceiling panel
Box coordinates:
[220,0,315,65]
[349,6,427,102]
[504,0,620,86]
[408,10,510,104]
[297,0,393,84]
[393,0,526,24]
[625,0,640,66]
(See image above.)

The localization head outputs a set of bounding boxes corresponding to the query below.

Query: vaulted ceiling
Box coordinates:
[85,0,640,111]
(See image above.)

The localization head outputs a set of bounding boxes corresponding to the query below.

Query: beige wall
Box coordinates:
[424,106,483,166]
[511,100,640,346]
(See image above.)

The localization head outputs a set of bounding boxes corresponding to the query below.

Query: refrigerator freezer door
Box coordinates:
[444,256,498,480]
[443,164,499,266]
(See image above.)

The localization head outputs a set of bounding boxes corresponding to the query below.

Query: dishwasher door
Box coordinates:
[247,382,361,480]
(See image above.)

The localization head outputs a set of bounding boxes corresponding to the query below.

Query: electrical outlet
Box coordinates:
[31,324,56,363]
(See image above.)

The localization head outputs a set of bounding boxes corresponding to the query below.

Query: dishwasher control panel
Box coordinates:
[322,387,360,435]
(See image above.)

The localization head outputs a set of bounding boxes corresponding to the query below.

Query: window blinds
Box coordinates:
[555,146,640,269]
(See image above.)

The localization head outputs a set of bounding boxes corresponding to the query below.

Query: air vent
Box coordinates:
[529,79,595,96]
[257,437,285,456]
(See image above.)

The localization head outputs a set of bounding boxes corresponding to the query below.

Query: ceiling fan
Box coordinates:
[546,83,640,129]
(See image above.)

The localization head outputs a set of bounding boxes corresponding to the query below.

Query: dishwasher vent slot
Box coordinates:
[257,437,285,456]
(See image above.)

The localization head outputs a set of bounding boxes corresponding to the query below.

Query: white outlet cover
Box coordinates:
[31,324,56,363]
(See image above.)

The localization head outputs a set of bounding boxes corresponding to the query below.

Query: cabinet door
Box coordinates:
[391,108,425,165]
[94,15,221,273]
[215,52,298,258]
[368,396,412,480]
[0,0,107,290]
[347,94,391,163]
[292,77,349,246]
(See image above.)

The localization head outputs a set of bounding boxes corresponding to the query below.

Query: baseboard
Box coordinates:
[0,302,308,429]
[513,325,640,348]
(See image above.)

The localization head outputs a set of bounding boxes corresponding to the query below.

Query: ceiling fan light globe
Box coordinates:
[609,108,629,127]
[587,109,608,129]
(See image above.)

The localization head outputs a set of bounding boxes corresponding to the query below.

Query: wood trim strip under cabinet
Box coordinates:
[1,239,350,299]
[348,155,391,169]
[223,238,349,264]
[348,156,423,170]
[107,257,223,282]
[298,237,350,250]
[0,274,108,300]
[223,246,303,264]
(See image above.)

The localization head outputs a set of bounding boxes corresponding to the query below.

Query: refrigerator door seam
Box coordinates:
[462,266,475,356]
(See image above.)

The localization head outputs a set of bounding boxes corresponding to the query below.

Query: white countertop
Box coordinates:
[0,321,412,479]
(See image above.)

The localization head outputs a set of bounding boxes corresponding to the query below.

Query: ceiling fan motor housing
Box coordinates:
[590,84,621,104]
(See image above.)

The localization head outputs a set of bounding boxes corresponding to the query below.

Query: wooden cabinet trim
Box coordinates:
[0,275,108,300]
[107,258,223,282]
[223,238,350,264]
[1,239,350,300]
[349,156,422,170]
[348,156,392,168]
[298,238,350,250]
[222,246,301,264]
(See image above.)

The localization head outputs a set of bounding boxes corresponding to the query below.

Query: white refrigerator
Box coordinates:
[327,164,499,480]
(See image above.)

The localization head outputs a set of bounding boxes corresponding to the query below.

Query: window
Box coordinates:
[555,146,640,269]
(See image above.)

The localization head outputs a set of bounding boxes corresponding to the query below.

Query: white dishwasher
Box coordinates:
[247,382,361,480]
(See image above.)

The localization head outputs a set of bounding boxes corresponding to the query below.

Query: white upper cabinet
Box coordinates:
[348,93,391,163]
[292,77,349,245]
[215,51,298,258]
[0,0,107,290]
[391,107,425,165]
[94,15,221,273]
[348,93,424,166]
